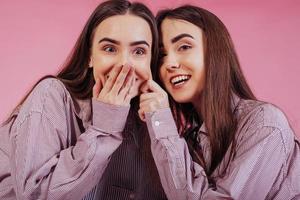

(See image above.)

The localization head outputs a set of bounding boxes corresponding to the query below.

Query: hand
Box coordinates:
[138,80,169,121]
[93,64,136,106]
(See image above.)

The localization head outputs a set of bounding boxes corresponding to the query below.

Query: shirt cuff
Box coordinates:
[145,107,179,140]
[92,99,130,133]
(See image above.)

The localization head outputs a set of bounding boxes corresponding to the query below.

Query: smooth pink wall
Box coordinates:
[0,0,299,136]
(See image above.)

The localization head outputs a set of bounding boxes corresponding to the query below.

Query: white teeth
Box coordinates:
[170,75,190,85]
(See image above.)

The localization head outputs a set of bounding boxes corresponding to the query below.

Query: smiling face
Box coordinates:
[90,13,152,97]
[159,18,205,104]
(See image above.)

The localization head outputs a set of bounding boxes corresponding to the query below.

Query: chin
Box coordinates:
[172,94,193,104]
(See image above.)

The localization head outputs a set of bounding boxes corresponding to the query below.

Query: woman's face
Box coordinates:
[90,14,152,97]
[159,18,205,104]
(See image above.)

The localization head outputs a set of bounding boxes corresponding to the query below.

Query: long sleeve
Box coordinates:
[145,106,297,200]
[9,78,130,200]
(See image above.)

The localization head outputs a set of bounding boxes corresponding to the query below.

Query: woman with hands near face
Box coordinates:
[141,5,300,200]
[0,1,169,200]
[93,64,136,106]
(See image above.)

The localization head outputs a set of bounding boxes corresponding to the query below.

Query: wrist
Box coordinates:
[92,99,130,133]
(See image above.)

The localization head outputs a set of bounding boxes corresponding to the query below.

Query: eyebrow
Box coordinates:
[130,41,150,47]
[171,33,194,43]
[99,38,120,45]
[99,37,150,47]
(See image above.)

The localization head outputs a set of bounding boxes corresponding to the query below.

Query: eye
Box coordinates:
[133,47,146,56]
[178,44,192,51]
[103,45,117,53]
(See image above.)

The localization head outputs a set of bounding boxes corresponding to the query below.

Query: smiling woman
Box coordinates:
[159,19,206,104]
[0,0,168,200]
[139,4,300,200]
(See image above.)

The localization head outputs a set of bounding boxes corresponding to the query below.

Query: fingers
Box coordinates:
[138,108,146,122]
[111,65,132,95]
[139,81,170,117]
[140,80,150,93]
[93,78,101,98]
[124,74,137,104]
[101,65,123,94]
[140,79,165,94]
[140,81,169,107]
[119,68,135,103]
[148,80,166,93]
[96,64,136,106]
[139,99,156,112]
[138,99,159,121]
[139,92,157,102]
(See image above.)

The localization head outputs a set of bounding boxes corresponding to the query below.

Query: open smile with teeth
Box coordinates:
[170,75,191,86]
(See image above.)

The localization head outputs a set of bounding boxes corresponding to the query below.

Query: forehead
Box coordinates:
[161,18,203,44]
[93,14,152,44]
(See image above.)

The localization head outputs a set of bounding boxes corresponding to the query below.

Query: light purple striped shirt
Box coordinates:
[145,96,300,199]
[1,78,299,199]
[0,78,130,199]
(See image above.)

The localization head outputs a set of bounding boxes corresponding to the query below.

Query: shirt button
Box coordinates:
[129,193,135,199]
[154,120,160,126]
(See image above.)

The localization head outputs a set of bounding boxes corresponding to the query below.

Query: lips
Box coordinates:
[170,74,191,86]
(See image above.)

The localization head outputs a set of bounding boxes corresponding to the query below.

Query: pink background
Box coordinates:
[0,0,299,136]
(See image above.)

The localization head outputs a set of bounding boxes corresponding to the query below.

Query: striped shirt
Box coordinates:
[0,78,166,200]
[145,95,300,199]
[1,77,299,199]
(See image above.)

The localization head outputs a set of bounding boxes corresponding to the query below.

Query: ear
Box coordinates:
[89,57,93,68]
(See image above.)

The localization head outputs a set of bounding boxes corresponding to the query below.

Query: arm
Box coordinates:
[145,107,291,200]
[9,79,130,200]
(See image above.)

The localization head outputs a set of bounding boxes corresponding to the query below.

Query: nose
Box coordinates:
[163,53,180,71]
[117,51,134,69]
[114,51,141,81]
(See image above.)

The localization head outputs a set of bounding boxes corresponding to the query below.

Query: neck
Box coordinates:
[191,95,203,119]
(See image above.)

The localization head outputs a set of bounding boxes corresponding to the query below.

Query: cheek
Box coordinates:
[192,63,206,91]
[92,57,115,83]
[134,62,151,81]
[159,68,169,88]
[93,67,106,84]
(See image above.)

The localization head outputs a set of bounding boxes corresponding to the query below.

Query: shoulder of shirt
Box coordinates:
[16,78,71,124]
[237,99,291,131]
[236,99,295,151]
[28,77,70,108]
[33,77,69,98]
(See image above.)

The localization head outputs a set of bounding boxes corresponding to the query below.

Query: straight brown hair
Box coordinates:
[156,5,256,182]
[3,0,158,125]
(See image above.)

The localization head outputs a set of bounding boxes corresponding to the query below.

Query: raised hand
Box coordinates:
[93,64,136,106]
[138,80,169,121]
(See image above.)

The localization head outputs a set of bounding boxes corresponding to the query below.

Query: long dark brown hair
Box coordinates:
[3,0,158,125]
[156,6,256,181]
